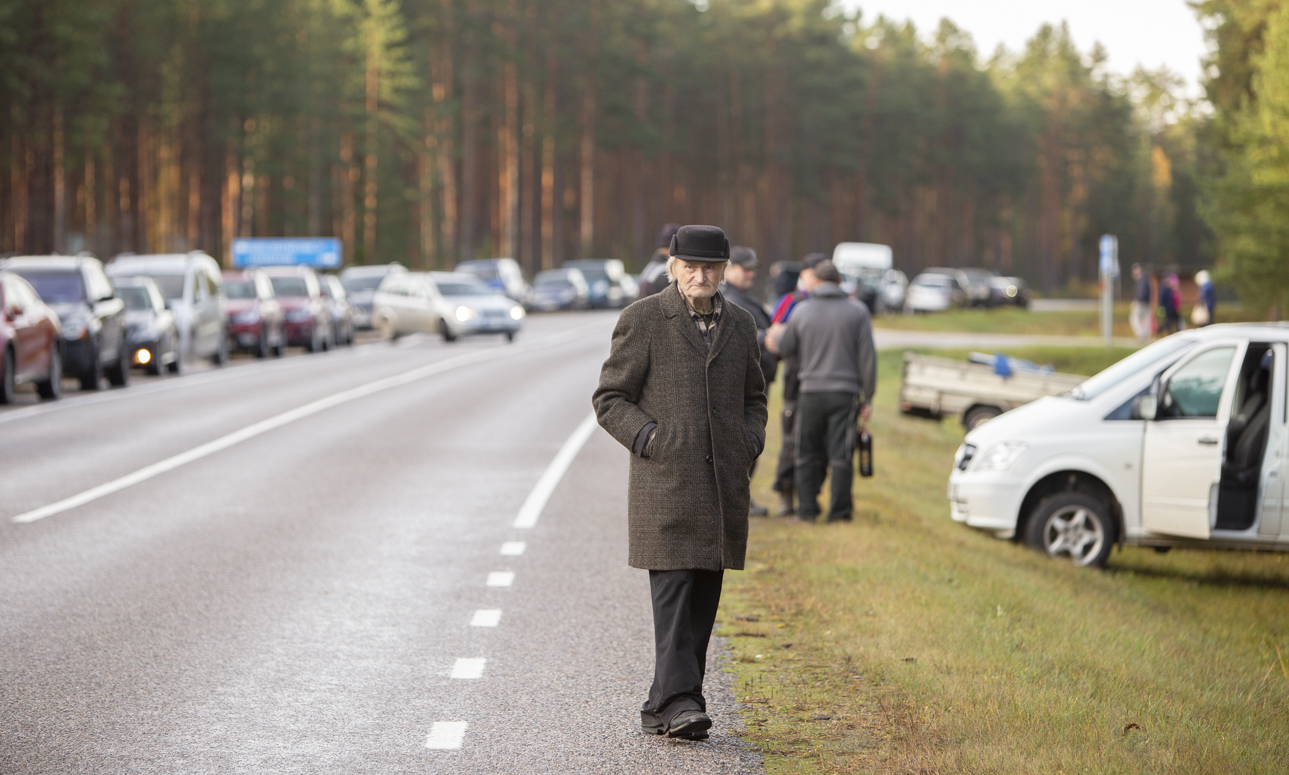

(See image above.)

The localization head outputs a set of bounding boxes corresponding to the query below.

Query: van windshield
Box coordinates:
[1070,336,1198,400]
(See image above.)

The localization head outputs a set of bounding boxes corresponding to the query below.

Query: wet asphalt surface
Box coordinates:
[0,311,761,774]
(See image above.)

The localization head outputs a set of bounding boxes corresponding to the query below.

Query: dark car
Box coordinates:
[223,270,285,358]
[318,274,354,346]
[0,255,129,390]
[339,263,406,330]
[1,270,62,402]
[112,276,179,375]
[562,259,628,308]
[989,275,1032,308]
[530,268,590,311]
[261,266,332,351]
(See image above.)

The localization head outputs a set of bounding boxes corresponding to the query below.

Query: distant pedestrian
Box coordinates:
[635,223,682,300]
[720,246,777,518]
[776,260,876,523]
[593,225,768,741]
[764,252,826,517]
[1130,263,1152,342]
[1192,269,1216,327]
[1159,273,1182,336]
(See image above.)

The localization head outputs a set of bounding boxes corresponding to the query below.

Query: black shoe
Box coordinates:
[641,710,665,736]
[667,710,712,740]
[749,500,769,517]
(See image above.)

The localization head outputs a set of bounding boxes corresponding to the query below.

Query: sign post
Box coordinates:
[231,238,342,270]
[1099,235,1119,350]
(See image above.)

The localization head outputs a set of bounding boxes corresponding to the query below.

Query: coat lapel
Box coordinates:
[661,283,710,359]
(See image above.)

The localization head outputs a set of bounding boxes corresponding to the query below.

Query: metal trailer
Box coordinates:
[899,352,1085,430]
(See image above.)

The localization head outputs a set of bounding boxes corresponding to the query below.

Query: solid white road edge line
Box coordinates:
[450,658,486,679]
[10,326,598,524]
[512,412,599,529]
[425,721,468,749]
[486,571,514,587]
[470,609,501,627]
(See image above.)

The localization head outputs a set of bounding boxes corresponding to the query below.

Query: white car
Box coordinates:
[372,272,524,343]
[948,324,1289,567]
[904,272,963,313]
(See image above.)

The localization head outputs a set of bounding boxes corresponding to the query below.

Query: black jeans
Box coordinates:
[643,569,724,723]
[794,391,857,522]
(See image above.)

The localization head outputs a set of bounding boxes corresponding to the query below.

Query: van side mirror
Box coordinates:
[1135,393,1158,421]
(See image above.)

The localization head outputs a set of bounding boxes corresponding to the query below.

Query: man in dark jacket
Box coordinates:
[777,260,876,523]
[635,223,682,300]
[593,225,768,741]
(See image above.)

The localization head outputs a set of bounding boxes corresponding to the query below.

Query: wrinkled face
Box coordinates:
[674,258,726,301]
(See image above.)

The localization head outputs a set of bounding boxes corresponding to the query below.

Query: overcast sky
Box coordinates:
[840,0,1209,94]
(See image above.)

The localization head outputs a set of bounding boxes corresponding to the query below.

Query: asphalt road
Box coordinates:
[0,312,761,774]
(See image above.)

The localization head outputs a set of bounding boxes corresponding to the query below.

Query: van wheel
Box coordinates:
[964,406,1002,430]
[1024,492,1115,568]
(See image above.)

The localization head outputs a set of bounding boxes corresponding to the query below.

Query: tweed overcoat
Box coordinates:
[593,282,769,571]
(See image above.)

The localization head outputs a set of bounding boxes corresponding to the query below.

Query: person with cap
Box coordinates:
[720,246,777,517]
[764,252,826,517]
[636,223,682,300]
[593,224,768,741]
[776,259,876,523]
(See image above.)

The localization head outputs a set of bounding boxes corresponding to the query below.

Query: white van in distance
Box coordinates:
[948,324,1289,566]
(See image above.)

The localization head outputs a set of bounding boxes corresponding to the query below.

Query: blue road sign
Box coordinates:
[231,238,342,269]
[1099,234,1119,278]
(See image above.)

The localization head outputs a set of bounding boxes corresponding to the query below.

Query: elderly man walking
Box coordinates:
[593,225,768,740]
[777,260,876,523]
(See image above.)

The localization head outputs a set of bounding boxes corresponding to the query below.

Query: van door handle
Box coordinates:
[1198,437,1220,445]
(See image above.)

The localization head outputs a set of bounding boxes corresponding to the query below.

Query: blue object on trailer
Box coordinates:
[232,238,342,269]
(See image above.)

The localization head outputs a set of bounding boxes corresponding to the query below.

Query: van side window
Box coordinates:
[1159,346,1236,419]
[85,265,114,301]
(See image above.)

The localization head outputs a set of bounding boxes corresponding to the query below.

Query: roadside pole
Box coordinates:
[1099,235,1119,350]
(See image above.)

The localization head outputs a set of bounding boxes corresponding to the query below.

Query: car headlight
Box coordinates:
[455,306,476,322]
[971,441,1027,472]
[509,305,525,320]
[233,310,261,324]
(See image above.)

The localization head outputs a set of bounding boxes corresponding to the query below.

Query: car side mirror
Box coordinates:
[1135,393,1158,421]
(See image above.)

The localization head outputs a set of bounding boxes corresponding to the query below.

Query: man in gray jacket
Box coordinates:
[776,260,876,522]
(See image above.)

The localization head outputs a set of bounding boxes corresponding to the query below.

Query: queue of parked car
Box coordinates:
[903,265,1031,314]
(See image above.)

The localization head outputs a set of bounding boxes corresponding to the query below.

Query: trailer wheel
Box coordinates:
[964,405,1002,430]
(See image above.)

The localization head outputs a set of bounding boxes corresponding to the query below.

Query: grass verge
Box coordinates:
[721,348,1289,773]
[870,304,1258,337]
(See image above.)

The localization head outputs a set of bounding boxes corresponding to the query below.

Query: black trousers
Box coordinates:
[643,569,724,723]
[773,400,797,494]
[794,391,857,521]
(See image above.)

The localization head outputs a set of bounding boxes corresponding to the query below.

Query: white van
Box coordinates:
[948,324,1289,566]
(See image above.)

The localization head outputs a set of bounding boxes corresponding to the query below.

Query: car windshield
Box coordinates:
[460,266,500,281]
[913,276,949,288]
[17,272,85,304]
[142,273,186,300]
[1070,336,1199,400]
[437,281,492,296]
[536,272,572,288]
[342,275,386,292]
[270,277,310,298]
[117,286,154,311]
[224,280,257,299]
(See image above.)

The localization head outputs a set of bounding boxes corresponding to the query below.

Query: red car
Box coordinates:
[223,270,285,358]
[259,266,333,352]
[1,270,62,402]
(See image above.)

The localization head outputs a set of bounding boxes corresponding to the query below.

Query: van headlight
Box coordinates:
[455,306,476,322]
[972,441,1027,472]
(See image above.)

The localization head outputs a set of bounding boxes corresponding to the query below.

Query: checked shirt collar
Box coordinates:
[683,292,723,348]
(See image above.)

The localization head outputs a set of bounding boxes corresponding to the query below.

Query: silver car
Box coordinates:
[372,272,525,343]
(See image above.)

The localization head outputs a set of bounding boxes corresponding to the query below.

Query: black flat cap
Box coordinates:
[730,246,758,269]
[670,225,730,262]
[802,252,827,270]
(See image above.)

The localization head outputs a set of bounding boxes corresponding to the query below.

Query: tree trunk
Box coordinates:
[578,0,600,259]
[363,21,379,265]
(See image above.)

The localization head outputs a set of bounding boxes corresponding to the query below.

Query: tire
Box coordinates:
[36,344,62,399]
[0,348,14,404]
[212,334,228,366]
[80,343,104,391]
[964,405,1002,431]
[440,319,457,342]
[505,331,515,343]
[377,317,396,342]
[168,337,184,375]
[1024,492,1116,568]
[106,348,130,387]
[148,340,165,376]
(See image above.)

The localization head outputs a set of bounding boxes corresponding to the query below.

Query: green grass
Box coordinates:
[871,304,1260,337]
[721,349,1289,774]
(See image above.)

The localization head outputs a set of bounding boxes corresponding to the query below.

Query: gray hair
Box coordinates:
[813,260,841,284]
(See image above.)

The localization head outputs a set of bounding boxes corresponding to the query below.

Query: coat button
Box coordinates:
[705,454,713,464]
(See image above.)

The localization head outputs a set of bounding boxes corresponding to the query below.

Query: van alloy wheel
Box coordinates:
[1024,492,1115,568]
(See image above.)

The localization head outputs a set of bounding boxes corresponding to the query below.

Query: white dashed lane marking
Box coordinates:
[500,541,526,556]
[426,721,468,749]
[450,658,487,679]
[470,609,501,627]
[486,571,514,587]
